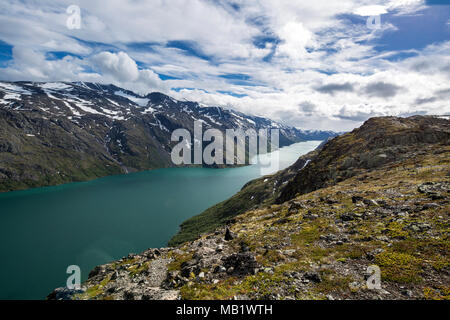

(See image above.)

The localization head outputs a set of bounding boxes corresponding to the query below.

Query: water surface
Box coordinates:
[0,140,321,299]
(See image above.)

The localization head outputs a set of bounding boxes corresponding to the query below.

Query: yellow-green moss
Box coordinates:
[375,251,422,283]
[167,252,193,272]
[128,261,150,278]
[423,286,450,300]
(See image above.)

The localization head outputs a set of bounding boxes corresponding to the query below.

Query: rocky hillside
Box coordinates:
[168,139,325,246]
[277,116,450,203]
[49,116,449,300]
[0,81,336,192]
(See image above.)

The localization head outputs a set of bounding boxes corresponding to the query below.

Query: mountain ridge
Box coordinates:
[0,81,338,192]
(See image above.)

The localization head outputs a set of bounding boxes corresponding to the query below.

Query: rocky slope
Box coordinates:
[168,139,326,246]
[0,81,336,192]
[49,116,449,300]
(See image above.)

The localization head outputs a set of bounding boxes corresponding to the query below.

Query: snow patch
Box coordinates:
[0,82,31,101]
[62,101,81,116]
[142,106,156,114]
[115,91,149,106]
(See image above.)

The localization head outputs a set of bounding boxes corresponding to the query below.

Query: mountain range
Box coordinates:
[0,81,337,192]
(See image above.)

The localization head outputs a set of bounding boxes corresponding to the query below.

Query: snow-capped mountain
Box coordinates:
[0,81,337,192]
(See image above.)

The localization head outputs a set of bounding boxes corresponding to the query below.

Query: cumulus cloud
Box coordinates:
[275,21,315,60]
[91,51,139,82]
[0,0,448,131]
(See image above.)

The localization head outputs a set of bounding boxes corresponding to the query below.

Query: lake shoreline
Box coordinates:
[0,140,322,299]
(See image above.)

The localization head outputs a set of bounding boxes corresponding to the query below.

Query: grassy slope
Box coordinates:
[178,144,449,299]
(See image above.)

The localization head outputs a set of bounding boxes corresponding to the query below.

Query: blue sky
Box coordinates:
[0,0,449,130]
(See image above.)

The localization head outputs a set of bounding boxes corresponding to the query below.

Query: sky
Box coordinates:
[0,0,449,131]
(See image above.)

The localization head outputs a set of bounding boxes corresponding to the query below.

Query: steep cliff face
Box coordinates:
[0,81,337,192]
[49,116,450,300]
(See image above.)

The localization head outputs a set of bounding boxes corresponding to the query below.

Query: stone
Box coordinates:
[417,182,450,200]
[213,265,226,273]
[224,227,235,241]
[288,201,306,212]
[422,203,439,210]
[106,286,116,294]
[349,281,361,291]
[110,271,118,281]
[88,265,105,279]
[222,252,260,275]
[282,249,296,256]
[180,260,200,278]
[123,291,135,300]
[240,242,250,252]
[402,289,413,297]
[340,213,355,221]
[363,199,378,206]
[195,247,215,257]
[263,267,274,274]
[407,222,431,233]
[303,271,322,283]
[303,212,319,220]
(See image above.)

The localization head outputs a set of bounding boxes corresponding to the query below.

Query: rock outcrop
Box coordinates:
[277,116,450,203]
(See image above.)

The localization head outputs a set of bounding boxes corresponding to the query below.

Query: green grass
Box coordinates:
[168,174,279,246]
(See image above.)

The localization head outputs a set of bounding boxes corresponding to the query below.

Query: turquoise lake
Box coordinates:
[0,140,321,299]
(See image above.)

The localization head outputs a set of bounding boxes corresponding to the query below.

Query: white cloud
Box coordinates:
[91,51,139,82]
[354,5,388,16]
[275,21,315,60]
[0,0,447,131]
